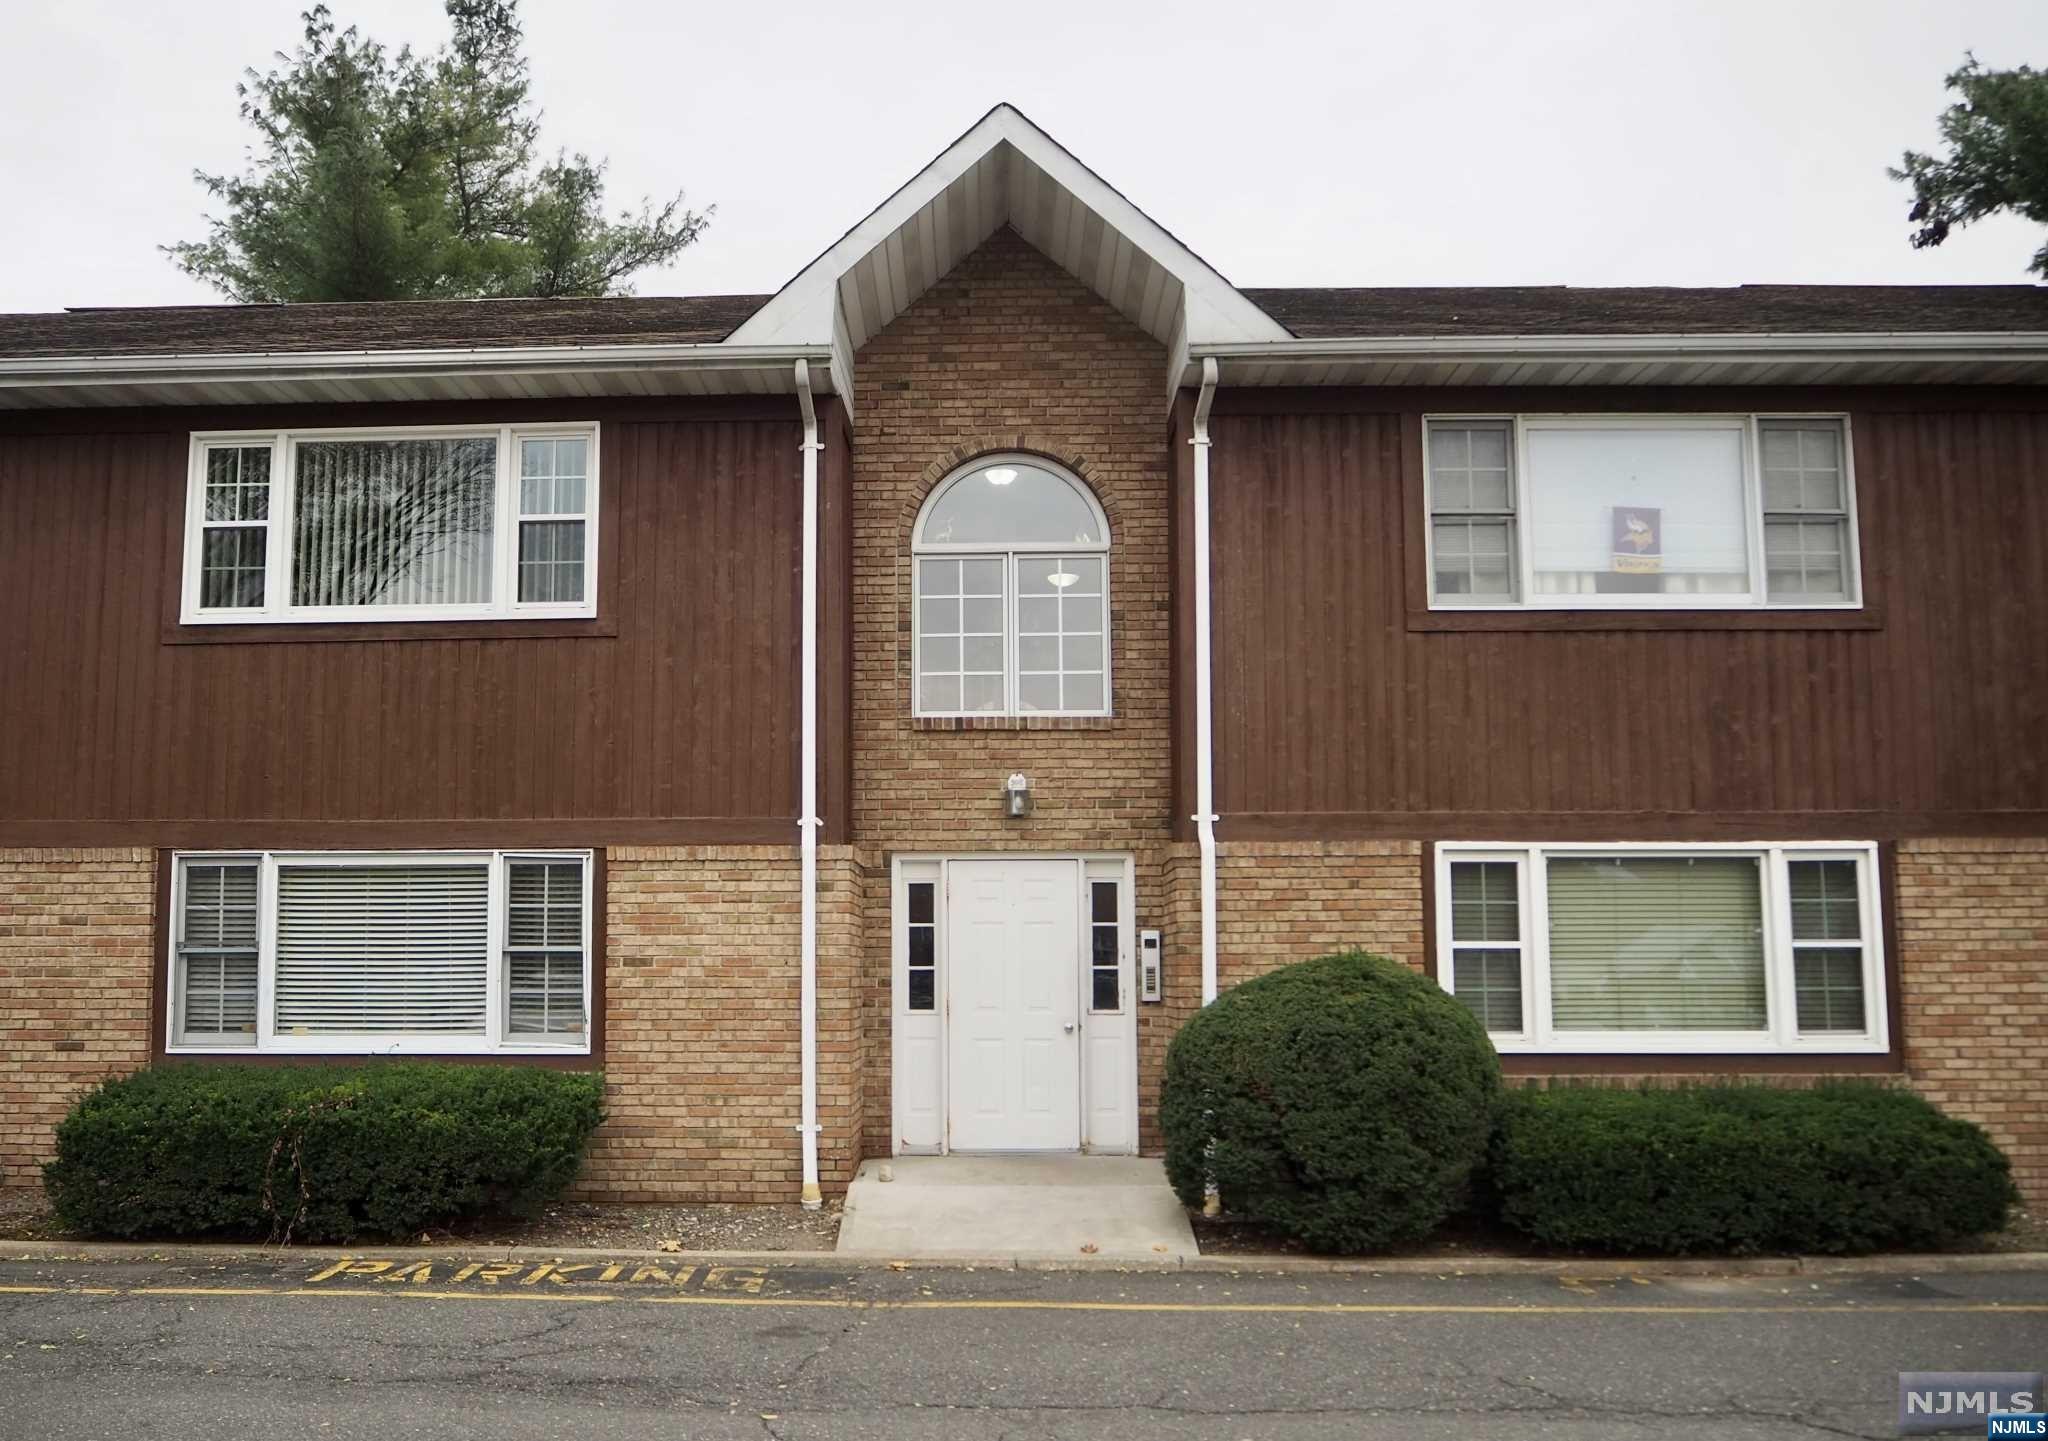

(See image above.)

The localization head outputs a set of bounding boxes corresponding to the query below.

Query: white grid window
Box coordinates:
[1424,416,1860,611]
[1434,842,1886,1055]
[912,455,1111,717]
[182,424,599,624]
[169,850,592,1055]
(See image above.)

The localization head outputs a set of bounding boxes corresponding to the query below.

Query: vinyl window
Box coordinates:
[182,425,598,623]
[1434,842,1886,1054]
[912,456,1111,717]
[169,850,592,1054]
[1425,416,1860,610]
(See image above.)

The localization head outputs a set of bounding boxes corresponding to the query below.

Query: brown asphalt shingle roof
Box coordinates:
[1241,285,2048,338]
[2,284,2046,360]
[0,295,771,358]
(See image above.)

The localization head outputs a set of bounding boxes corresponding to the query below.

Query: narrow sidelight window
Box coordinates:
[906,881,937,1010]
[1089,880,1121,1012]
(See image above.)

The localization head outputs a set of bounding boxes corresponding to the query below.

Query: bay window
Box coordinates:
[170,850,592,1054]
[1425,415,1860,610]
[1434,842,1886,1054]
[182,424,598,623]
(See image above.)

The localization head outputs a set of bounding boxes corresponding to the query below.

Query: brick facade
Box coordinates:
[591,845,864,1203]
[848,228,1179,1155]
[0,849,154,1187]
[1895,838,2048,1208]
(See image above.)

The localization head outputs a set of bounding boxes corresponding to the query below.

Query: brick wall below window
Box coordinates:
[590,845,864,1204]
[0,849,155,1188]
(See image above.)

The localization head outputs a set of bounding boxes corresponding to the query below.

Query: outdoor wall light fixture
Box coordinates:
[1004,772,1034,818]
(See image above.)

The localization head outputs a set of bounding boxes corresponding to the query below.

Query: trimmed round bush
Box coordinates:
[1161,951,1502,1253]
[1490,1083,2017,1255]
[43,1062,605,1244]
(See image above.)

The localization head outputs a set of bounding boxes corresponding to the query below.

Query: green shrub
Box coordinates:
[1161,951,1502,1253]
[1490,1083,2017,1255]
[43,1062,605,1243]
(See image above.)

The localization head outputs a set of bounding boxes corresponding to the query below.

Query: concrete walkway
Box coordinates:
[835,1155,1199,1261]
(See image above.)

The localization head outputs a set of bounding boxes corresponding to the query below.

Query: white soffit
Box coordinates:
[726,105,1290,378]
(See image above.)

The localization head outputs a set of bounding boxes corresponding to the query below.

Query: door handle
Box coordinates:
[1063,1022,1076,1034]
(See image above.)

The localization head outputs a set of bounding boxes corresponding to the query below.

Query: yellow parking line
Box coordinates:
[0,1285,117,1296]
[3,1283,2044,1317]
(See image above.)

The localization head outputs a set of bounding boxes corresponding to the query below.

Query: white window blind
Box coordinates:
[274,864,490,1036]
[506,860,587,1038]
[1435,843,1886,1055]
[182,425,598,624]
[292,438,498,608]
[1546,856,1767,1031]
[177,860,259,1041]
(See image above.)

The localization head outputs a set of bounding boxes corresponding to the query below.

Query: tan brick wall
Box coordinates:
[0,849,155,1188]
[593,845,864,1203]
[850,228,1178,1153]
[1895,837,2048,1209]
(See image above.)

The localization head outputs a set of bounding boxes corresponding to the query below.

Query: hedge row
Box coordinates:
[1164,952,2017,1256]
[1489,1083,2017,1255]
[43,1062,605,1244]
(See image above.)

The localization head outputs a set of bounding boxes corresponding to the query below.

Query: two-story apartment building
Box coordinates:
[3,107,2043,1210]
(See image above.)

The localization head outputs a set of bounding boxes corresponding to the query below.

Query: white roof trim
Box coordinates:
[727,104,1289,362]
[1180,331,2048,388]
[0,341,837,411]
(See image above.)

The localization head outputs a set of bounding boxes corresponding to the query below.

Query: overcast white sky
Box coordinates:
[1,0,2042,314]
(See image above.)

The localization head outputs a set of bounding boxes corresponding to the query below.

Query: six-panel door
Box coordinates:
[944,859,1083,1151]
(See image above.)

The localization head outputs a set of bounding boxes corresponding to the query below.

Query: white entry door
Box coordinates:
[945,859,1082,1152]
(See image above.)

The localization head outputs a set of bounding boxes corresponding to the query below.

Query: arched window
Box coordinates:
[912,456,1111,717]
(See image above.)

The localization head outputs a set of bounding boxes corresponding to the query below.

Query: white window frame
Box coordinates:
[181,422,600,624]
[1434,840,1887,1055]
[167,849,594,1056]
[910,454,1113,718]
[1423,413,1862,612]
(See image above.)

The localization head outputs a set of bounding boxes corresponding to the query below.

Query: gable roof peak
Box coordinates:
[726,102,1288,401]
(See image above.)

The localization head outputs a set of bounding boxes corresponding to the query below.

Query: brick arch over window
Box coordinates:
[903,447,1115,720]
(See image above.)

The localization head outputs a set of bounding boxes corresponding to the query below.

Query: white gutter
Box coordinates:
[1191,357,1220,1007]
[794,359,823,1210]
[1180,330,2048,386]
[0,340,835,390]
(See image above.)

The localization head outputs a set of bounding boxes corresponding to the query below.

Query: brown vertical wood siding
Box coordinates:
[1203,387,2048,839]
[0,399,805,845]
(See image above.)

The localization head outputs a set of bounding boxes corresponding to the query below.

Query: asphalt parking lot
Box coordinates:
[0,1252,2041,1439]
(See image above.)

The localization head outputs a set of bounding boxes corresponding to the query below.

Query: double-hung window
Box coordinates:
[183,424,598,623]
[170,850,592,1054]
[1434,842,1886,1054]
[911,456,1111,717]
[1425,415,1860,610]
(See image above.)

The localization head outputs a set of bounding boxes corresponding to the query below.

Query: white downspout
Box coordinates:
[795,360,823,1209]
[1192,357,1220,1007]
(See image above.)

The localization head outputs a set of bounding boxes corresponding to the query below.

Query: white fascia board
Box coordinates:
[1187,331,2048,384]
[1187,330,2048,369]
[728,104,1291,351]
[0,341,837,394]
